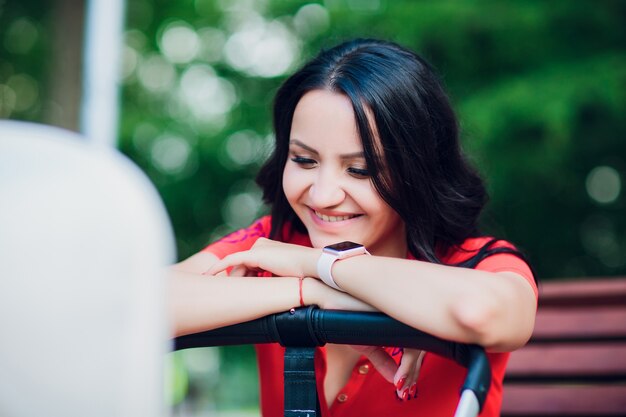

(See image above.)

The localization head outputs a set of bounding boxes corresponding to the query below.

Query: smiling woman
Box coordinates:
[169,38,537,417]
[283,90,406,256]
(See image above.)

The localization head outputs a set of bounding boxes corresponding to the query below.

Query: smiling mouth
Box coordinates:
[314,211,362,222]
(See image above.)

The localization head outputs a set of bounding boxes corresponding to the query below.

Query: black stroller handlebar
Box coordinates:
[174,306,491,413]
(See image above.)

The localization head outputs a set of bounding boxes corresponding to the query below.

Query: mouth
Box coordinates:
[313,210,362,223]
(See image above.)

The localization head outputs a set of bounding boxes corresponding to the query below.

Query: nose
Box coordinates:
[309,169,345,208]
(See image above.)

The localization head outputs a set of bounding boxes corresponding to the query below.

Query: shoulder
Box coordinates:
[442,236,512,264]
[201,216,311,257]
[445,236,538,298]
[201,216,272,258]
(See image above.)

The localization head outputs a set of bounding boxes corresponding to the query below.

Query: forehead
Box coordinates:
[290,89,363,150]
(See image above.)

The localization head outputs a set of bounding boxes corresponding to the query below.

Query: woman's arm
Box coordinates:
[168,251,375,337]
[328,256,537,352]
[169,251,298,337]
[172,250,446,390]
[209,239,537,352]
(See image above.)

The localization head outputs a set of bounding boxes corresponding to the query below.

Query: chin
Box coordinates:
[308,233,361,249]
[308,235,332,249]
[306,232,340,248]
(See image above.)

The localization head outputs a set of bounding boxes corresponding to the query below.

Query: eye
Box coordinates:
[290,155,317,168]
[347,166,370,178]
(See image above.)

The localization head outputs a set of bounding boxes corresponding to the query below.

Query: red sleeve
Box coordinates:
[201,216,271,259]
[476,251,538,299]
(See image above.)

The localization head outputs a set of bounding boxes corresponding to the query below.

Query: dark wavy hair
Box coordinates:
[257,38,531,270]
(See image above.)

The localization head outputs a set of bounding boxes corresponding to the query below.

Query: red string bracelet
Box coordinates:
[298,277,305,307]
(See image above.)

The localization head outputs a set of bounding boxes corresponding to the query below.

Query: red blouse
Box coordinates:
[203,216,537,417]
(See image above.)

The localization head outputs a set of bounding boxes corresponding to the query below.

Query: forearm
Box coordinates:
[168,271,301,337]
[202,239,535,350]
[329,256,536,351]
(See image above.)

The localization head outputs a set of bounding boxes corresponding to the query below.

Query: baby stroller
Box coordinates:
[175,306,491,417]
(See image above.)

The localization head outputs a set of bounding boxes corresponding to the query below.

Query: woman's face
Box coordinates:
[282,89,406,257]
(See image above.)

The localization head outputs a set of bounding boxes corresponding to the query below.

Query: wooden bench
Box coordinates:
[502,277,626,416]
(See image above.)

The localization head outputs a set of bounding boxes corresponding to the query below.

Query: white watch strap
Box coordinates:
[317,252,345,292]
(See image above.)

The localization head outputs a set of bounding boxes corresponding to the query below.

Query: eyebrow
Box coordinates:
[289,139,365,159]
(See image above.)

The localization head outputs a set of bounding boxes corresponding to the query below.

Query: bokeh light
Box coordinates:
[159,21,200,64]
[293,3,330,38]
[3,18,39,54]
[221,130,267,168]
[138,53,177,93]
[217,0,266,13]
[132,122,160,155]
[585,165,621,204]
[0,84,17,118]
[150,133,197,176]
[222,190,263,229]
[221,179,264,229]
[7,74,39,112]
[178,64,238,124]
[197,27,226,63]
[121,45,139,80]
[223,12,299,78]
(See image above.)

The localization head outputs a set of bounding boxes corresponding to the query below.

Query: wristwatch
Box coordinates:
[317,241,369,291]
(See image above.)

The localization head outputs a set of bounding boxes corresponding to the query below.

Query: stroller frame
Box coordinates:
[174,306,491,417]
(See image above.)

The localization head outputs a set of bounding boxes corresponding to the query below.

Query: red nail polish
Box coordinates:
[403,389,410,401]
[409,384,417,397]
[396,376,407,390]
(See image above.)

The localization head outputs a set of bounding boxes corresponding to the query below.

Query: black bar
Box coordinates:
[174,306,491,412]
[284,347,319,417]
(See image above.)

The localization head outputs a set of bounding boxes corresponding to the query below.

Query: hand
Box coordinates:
[393,348,425,401]
[349,346,424,401]
[303,278,376,311]
[316,276,425,403]
[207,238,320,278]
[305,280,427,399]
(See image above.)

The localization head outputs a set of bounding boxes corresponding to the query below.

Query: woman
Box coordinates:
[169,38,537,417]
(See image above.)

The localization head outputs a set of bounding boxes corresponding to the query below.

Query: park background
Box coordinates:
[1,0,625,415]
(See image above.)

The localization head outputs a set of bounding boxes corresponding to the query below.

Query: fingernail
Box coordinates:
[396,376,407,390]
[394,389,402,401]
[402,389,409,401]
[409,384,417,397]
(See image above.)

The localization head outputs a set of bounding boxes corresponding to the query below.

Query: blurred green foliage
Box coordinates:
[121,0,626,280]
[2,0,626,413]
[2,0,625,279]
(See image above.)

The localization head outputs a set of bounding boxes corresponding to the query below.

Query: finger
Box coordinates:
[407,350,426,399]
[208,252,256,275]
[396,349,425,400]
[394,350,413,391]
[229,264,249,277]
[394,349,416,384]
[353,346,397,383]
[413,351,426,392]
[205,257,231,275]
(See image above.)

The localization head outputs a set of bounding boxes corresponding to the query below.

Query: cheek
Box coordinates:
[355,182,385,212]
[282,164,303,205]
[363,185,401,224]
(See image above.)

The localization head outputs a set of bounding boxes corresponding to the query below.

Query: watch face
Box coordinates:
[323,241,366,257]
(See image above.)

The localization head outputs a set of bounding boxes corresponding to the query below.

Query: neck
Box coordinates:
[369,237,408,259]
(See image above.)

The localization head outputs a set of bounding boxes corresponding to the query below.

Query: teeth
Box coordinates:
[315,211,357,222]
